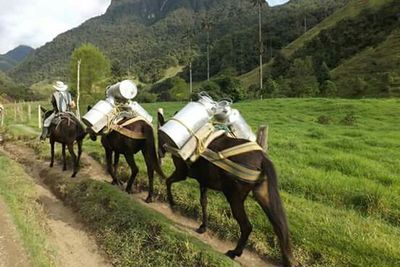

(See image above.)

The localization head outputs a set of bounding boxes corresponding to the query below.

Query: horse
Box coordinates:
[41,108,86,177]
[86,108,166,203]
[157,112,293,267]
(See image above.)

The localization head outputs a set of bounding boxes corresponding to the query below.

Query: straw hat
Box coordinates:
[53,81,68,91]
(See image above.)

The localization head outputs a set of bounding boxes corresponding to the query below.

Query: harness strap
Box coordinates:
[216,142,263,159]
[109,116,148,140]
[200,142,264,182]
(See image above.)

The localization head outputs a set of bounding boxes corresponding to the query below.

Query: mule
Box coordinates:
[158,112,293,267]
[87,110,166,203]
[41,108,86,177]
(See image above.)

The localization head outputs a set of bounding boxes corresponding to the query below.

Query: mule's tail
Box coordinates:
[146,127,167,180]
[255,156,293,267]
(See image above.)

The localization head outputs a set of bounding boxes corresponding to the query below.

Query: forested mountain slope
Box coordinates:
[10,0,346,85]
[241,0,400,97]
[0,45,34,72]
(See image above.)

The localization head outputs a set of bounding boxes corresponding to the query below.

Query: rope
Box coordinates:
[169,118,206,155]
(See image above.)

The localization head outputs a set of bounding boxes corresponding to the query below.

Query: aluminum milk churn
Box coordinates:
[215,100,256,141]
[159,92,217,149]
[106,80,137,101]
[82,100,115,133]
[126,101,153,123]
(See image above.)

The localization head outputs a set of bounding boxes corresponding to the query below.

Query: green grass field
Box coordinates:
[2,98,400,266]
[0,153,54,267]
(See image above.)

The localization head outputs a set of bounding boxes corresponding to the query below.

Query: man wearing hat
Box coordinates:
[40,81,76,140]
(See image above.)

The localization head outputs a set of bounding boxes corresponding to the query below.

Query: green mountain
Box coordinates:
[10,0,346,86]
[0,45,34,71]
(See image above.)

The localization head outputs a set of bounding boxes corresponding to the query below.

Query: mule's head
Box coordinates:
[157,108,167,160]
[41,106,53,122]
[86,105,98,141]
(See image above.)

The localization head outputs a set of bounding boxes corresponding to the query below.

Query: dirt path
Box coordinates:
[1,144,111,267]
[5,141,276,267]
[0,199,31,267]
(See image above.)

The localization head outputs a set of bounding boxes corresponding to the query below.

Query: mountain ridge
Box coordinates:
[0,45,34,72]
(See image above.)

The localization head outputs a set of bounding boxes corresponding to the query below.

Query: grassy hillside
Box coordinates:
[332,29,400,97]
[3,98,400,266]
[239,0,398,95]
[282,0,392,57]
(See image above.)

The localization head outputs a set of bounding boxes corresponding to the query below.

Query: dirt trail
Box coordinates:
[1,144,111,267]
[5,141,277,267]
[82,154,276,267]
[0,199,30,267]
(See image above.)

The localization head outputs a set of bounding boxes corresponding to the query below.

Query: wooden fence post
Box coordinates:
[38,105,42,129]
[256,125,269,152]
[28,103,32,122]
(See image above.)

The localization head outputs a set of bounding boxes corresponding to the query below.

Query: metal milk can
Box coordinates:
[215,100,256,142]
[159,92,217,149]
[82,100,115,133]
[126,101,153,123]
[106,80,137,101]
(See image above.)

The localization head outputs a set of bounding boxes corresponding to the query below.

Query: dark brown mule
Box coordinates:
[87,113,166,203]
[42,108,86,177]
[158,112,293,267]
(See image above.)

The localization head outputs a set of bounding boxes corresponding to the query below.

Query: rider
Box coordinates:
[40,81,76,140]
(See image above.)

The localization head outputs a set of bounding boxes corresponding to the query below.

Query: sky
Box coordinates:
[0,0,289,54]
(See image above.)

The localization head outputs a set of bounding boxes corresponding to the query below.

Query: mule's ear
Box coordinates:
[87,105,92,112]
[40,106,47,113]
[157,108,165,127]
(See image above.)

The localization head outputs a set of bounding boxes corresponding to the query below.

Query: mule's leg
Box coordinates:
[113,152,120,175]
[166,170,187,207]
[106,149,120,185]
[253,180,292,267]
[67,143,78,178]
[124,154,138,195]
[166,157,188,207]
[224,190,252,259]
[49,140,55,168]
[77,139,83,168]
[62,144,67,171]
[196,186,208,234]
[142,149,155,203]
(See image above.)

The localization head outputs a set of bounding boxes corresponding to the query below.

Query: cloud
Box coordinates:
[0,0,111,53]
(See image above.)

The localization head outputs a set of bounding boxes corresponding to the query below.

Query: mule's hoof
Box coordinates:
[168,200,176,208]
[145,196,153,203]
[62,167,67,171]
[125,188,133,194]
[71,173,77,178]
[196,225,207,234]
[111,180,118,185]
[225,250,237,259]
[49,164,53,168]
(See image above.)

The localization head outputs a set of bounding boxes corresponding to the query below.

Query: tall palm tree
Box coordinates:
[183,27,195,98]
[250,0,266,93]
[201,15,214,81]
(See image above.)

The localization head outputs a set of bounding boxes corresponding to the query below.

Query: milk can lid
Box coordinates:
[119,80,138,100]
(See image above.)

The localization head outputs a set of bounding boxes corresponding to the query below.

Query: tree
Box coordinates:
[262,77,279,98]
[182,27,195,99]
[201,14,214,81]
[287,57,319,97]
[321,80,337,97]
[111,59,125,81]
[70,43,110,94]
[250,0,267,93]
